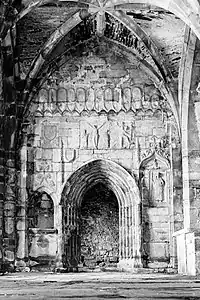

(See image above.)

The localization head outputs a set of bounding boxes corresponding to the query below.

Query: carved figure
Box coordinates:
[80,128,89,149]
[151,172,165,202]
[98,123,110,149]
[87,126,96,149]
[110,122,122,149]
[122,122,135,149]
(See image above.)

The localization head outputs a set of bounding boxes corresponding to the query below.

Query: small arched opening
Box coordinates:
[27,191,57,270]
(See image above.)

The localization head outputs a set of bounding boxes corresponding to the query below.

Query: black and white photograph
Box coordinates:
[0,0,200,298]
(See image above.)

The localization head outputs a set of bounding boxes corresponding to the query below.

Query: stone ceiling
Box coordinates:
[17,3,184,80]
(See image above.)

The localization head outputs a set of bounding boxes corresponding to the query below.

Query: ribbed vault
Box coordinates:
[7,0,200,42]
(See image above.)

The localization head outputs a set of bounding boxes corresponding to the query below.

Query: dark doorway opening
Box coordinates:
[80,182,119,269]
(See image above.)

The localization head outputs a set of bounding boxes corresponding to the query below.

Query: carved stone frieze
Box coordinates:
[34,83,170,117]
[80,119,135,150]
[32,51,171,118]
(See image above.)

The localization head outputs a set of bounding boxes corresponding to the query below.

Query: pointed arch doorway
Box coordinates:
[61,159,142,271]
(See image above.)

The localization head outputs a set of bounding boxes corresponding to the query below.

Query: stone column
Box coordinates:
[0,40,4,270]
[4,153,16,270]
[134,203,142,267]
[118,204,142,271]
[15,137,27,269]
[63,204,79,270]
[1,27,17,271]
[55,203,63,268]
[176,26,200,275]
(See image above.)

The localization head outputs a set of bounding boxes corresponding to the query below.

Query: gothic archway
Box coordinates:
[60,159,142,271]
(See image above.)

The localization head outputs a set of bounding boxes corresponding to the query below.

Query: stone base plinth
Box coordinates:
[117,259,143,272]
[173,229,200,275]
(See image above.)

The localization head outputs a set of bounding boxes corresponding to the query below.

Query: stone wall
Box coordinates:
[0,44,3,270]
[188,38,200,231]
[22,47,182,270]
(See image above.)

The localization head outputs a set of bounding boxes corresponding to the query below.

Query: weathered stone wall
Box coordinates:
[22,47,182,269]
[188,38,200,231]
[17,7,79,76]
[1,27,19,272]
[0,43,4,270]
[184,38,200,274]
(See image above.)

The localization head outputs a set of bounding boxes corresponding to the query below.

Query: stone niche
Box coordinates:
[140,152,172,269]
[28,192,57,270]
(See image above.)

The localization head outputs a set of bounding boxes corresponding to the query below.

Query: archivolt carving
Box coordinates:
[61,159,142,268]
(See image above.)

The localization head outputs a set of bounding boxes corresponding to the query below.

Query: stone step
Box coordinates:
[134,268,178,274]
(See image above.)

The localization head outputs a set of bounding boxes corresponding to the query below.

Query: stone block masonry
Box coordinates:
[22,48,182,272]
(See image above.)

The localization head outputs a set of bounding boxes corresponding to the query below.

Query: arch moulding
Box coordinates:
[60,159,142,271]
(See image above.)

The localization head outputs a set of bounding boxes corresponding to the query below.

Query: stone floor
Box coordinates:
[0,271,200,299]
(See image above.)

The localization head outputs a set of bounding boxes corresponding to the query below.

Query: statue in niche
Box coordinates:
[122,122,135,149]
[140,154,169,207]
[151,171,165,202]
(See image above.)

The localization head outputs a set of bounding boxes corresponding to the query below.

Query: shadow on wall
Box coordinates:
[80,182,119,269]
